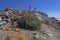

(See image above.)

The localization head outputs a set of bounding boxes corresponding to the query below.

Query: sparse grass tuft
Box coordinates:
[4,27,11,31]
[5,32,29,40]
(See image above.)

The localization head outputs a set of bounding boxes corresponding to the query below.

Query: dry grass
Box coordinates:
[5,32,29,40]
[5,35,18,40]
[11,23,18,28]
[4,27,11,31]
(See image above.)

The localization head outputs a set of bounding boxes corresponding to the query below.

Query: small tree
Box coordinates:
[29,5,31,10]
[34,8,36,11]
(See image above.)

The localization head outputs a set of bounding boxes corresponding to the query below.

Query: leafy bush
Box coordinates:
[25,13,41,30]
[17,19,26,28]
[17,11,41,30]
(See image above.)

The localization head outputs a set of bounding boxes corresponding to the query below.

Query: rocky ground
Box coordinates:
[0,8,60,40]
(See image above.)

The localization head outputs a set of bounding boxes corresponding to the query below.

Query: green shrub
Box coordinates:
[25,13,41,30]
[17,12,41,30]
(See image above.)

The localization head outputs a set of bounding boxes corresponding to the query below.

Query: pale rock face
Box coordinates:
[0,21,6,25]
[5,12,9,15]
[0,17,2,21]
[35,12,60,40]
[40,23,60,40]
[41,36,46,39]
[35,13,43,20]
[32,32,39,39]
[47,34,53,36]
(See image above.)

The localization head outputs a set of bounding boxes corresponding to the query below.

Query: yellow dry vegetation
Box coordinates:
[11,23,18,28]
[5,35,18,40]
[4,27,11,31]
[5,32,29,40]
[53,21,59,27]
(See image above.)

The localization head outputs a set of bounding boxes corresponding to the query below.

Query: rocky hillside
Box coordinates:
[0,8,60,40]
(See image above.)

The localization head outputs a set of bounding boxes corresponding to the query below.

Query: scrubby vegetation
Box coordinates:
[17,11,41,30]
[5,32,29,40]
[25,13,41,30]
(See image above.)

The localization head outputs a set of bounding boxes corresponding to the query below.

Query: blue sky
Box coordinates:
[0,0,60,20]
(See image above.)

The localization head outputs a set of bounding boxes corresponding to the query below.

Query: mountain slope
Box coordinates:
[0,8,60,40]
